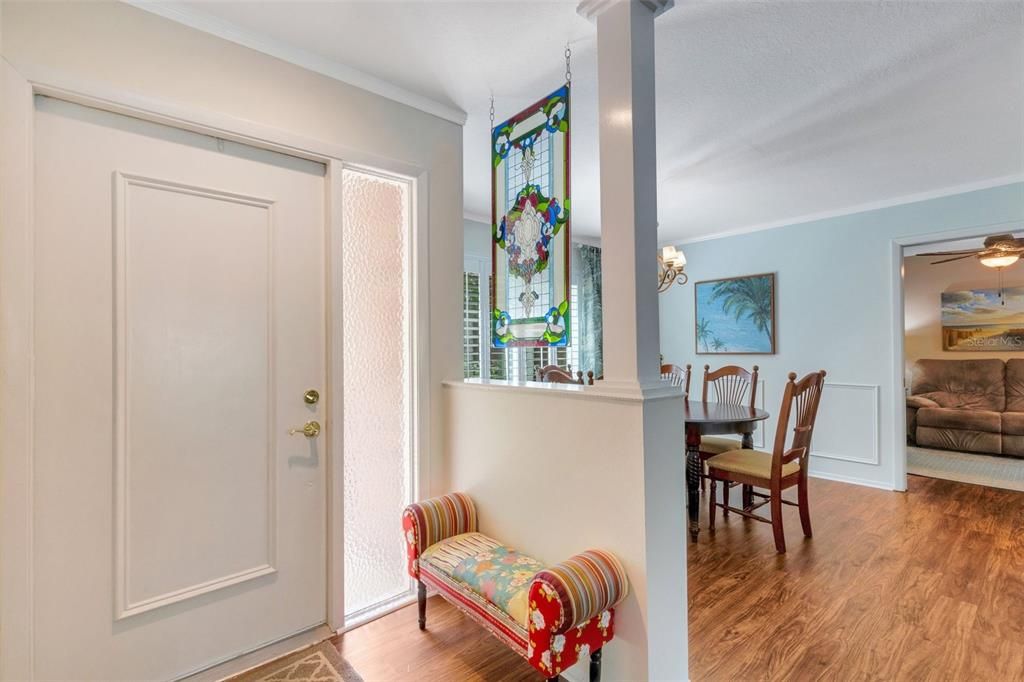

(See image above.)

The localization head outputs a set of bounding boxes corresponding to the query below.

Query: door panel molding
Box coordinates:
[112,172,279,620]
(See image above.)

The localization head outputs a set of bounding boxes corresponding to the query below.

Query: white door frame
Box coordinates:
[0,59,430,680]
[888,219,1024,492]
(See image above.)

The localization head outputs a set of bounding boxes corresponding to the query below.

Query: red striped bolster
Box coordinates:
[402,493,477,556]
[531,549,629,633]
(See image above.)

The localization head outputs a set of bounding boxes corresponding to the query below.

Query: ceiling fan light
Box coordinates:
[980,254,1020,268]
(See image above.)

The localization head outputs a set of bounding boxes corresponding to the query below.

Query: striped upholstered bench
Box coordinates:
[402,493,628,682]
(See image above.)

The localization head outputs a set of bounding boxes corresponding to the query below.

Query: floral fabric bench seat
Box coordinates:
[403,493,628,682]
[420,532,545,628]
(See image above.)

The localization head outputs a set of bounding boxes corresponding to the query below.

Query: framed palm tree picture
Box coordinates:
[694,273,776,354]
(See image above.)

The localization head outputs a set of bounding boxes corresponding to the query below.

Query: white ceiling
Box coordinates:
[156,1,1022,243]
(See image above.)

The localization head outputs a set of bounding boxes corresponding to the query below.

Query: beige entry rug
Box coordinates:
[908,445,1024,492]
[230,641,363,682]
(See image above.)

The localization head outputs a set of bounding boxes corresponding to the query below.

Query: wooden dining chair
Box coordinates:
[660,363,692,396]
[707,370,826,553]
[698,364,759,492]
[535,364,584,385]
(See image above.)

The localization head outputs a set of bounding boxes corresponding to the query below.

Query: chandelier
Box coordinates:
[657,245,687,293]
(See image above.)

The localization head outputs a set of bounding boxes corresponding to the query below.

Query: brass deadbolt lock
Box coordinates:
[304,389,320,405]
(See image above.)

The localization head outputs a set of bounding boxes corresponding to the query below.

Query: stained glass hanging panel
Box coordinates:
[491,85,570,348]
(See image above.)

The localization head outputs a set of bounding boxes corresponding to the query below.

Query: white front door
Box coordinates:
[31,96,327,680]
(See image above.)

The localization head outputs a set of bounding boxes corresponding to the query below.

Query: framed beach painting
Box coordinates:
[941,287,1024,351]
[694,273,776,354]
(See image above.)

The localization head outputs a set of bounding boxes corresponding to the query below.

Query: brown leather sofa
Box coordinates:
[906,358,1024,457]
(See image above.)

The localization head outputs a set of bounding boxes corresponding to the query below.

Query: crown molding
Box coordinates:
[121,1,468,126]
[577,0,674,22]
[670,174,1024,247]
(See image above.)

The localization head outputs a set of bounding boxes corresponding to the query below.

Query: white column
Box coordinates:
[579,4,688,681]
[581,0,672,393]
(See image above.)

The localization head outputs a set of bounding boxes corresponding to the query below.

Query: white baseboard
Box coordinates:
[808,469,894,491]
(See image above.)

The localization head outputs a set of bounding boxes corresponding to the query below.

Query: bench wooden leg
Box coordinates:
[590,648,602,682]
[417,580,426,630]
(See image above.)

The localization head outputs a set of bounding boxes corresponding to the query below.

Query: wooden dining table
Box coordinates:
[684,399,770,542]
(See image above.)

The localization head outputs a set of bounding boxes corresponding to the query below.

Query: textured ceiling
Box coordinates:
[173,0,1023,243]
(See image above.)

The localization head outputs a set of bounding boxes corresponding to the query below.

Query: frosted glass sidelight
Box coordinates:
[341,169,412,619]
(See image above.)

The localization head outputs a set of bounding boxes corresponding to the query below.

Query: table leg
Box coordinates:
[741,430,754,509]
[685,423,701,542]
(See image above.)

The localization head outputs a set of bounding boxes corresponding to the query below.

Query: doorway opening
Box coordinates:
[895,224,1024,493]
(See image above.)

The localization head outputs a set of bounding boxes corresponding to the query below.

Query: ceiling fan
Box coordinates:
[925,234,1024,268]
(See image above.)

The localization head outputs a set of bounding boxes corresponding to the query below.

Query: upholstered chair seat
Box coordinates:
[707,448,801,479]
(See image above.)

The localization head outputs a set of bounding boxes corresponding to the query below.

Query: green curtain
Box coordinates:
[573,243,603,378]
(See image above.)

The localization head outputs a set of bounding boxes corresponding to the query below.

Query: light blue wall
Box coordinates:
[659,182,1024,489]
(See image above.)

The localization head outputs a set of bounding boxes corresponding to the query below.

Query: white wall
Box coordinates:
[456,217,690,679]
[904,253,1024,379]
[659,183,1024,490]
[1,0,462,497]
[444,383,687,681]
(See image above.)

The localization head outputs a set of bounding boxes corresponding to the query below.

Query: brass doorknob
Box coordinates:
[288,421,321,438]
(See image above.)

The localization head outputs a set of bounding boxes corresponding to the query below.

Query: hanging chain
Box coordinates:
[491,43,568,129]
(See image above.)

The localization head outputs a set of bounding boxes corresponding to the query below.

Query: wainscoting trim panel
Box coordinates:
[811,382,881,465]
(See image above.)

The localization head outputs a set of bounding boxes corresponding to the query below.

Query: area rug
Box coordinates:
[229,640,363,682]
[907,445,1024,492]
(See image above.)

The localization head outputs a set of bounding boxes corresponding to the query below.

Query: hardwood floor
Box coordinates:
[689,475,1024,680]
[331,476,1024,681]
[335,595,535,681]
